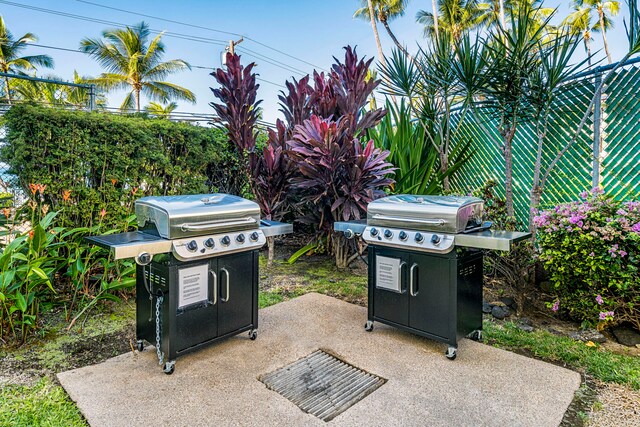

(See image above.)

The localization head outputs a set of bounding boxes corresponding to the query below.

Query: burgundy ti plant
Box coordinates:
[287,115,394,268]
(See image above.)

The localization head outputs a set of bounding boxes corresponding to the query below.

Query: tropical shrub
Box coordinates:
[534,189,640,331]
[367,99,471,194]
[210,46,392,268]
[1,104,232,228]
[288,116,394,268]
[0,189,135,344]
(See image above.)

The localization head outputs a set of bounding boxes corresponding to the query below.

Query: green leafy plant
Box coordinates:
[368,99,471,194]
[534,189,640,331]
[0,204,60,342]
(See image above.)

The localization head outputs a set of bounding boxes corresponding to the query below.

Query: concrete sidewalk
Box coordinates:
[58,293,580,427]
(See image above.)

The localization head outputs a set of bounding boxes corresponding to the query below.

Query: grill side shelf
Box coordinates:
[454,230,531,251]
[85,232,172,260]
[259,220,293,237]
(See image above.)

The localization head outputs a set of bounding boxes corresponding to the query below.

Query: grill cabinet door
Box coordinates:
[217,251,255,336]
[174,260,219,351]
[408,253,451,340]
[371,246,409,327]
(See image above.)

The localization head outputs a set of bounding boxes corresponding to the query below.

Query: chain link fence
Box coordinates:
[449,56,640,224]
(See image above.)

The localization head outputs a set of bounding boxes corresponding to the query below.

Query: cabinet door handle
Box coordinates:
[220,267,230,302]
[409,263,418,297]
[209,269,217,305]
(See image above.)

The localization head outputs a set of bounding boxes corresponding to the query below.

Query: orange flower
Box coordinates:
[28,230,34,239]
[100,208,107,219]
[111,178,118,186]
[2,208,10,218]
[28,200,37,210]
[29,183,38,195]
[131,187,139,196]
[62,190,71,202]
[37,184,47,195]
[41,204,50,215]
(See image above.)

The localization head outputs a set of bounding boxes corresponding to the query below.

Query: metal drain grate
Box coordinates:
[259,350,386,422]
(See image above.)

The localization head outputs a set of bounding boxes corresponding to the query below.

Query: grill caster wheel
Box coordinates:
[445,347,457,360]
[365,321,374,332]
[249,330,258,340]
[469,330,482,342]
[136,340,144,352]
[163,361,175,375]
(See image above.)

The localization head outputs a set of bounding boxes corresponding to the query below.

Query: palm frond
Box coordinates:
[142,81,196,103]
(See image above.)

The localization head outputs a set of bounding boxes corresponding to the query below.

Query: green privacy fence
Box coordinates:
[449,57,640,226]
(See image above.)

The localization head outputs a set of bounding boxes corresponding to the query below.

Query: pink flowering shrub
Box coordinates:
[534,189,640,331]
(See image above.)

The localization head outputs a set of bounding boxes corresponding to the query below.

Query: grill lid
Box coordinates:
[136,194,261,239]
[367,195,483,234]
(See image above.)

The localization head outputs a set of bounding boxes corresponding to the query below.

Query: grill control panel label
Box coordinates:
[178,264,209,308]
[375,256,402,292]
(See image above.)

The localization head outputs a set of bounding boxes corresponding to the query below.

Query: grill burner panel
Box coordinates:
[260,350,386,422]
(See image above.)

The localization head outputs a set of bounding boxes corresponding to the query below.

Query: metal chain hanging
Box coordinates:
[155,295,165,366]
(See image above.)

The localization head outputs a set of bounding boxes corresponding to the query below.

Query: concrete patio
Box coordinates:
[58,293,580,426]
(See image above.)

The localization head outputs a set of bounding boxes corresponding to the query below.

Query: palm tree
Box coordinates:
[416,0,484,41]
[563,5,595,65]
[80,22,195,112]
[145,101,177,118]
[354,0,411,56]
[358,0,387,64]
[0,15,53,104]
[573,0,620,63]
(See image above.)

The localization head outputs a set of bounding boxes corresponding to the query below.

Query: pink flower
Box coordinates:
[632,223,640,233]
[595,295,603,305]
[599,311,614,320]
[552,300,560,312]
[589,252,595,257]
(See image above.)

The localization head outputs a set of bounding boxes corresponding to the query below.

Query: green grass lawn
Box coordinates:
[0,379,86,427]
[483,321,640,390]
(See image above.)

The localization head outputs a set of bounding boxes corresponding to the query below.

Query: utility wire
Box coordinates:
[73,0,328,72]
[2,0,315,77]
[25,43,288,89]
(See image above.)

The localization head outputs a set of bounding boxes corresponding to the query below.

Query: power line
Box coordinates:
[0,1,229,46]
[73,0,328,72]
[1,0,315,77]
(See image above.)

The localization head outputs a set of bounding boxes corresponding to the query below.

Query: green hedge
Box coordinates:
[1,104,235,227]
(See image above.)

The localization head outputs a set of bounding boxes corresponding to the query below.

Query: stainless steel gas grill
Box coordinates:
[87,194,291,374]
[335,195,529,360]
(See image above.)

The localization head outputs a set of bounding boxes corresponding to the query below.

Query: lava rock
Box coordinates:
[517,324,535,333]
[547,328,563,336]
[491,305,511,320]
[519,317,533,326]
[500,296,517,309]
[569,329,607,343]
[611,325,640,347]
[482,301,494,313]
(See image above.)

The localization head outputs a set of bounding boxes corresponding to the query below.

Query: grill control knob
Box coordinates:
[415,232,424,243]
[399,231,408,241]
[186,240,198,252]
[431,234,442,245]
[236,234,245,244]
[384,229,393,239]
[370,228,379,237]
[249,232,260,242]
[204,238,215,249]
[220,236,231,246]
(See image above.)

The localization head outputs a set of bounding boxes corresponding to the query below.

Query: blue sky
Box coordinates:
[1,0,634,123]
